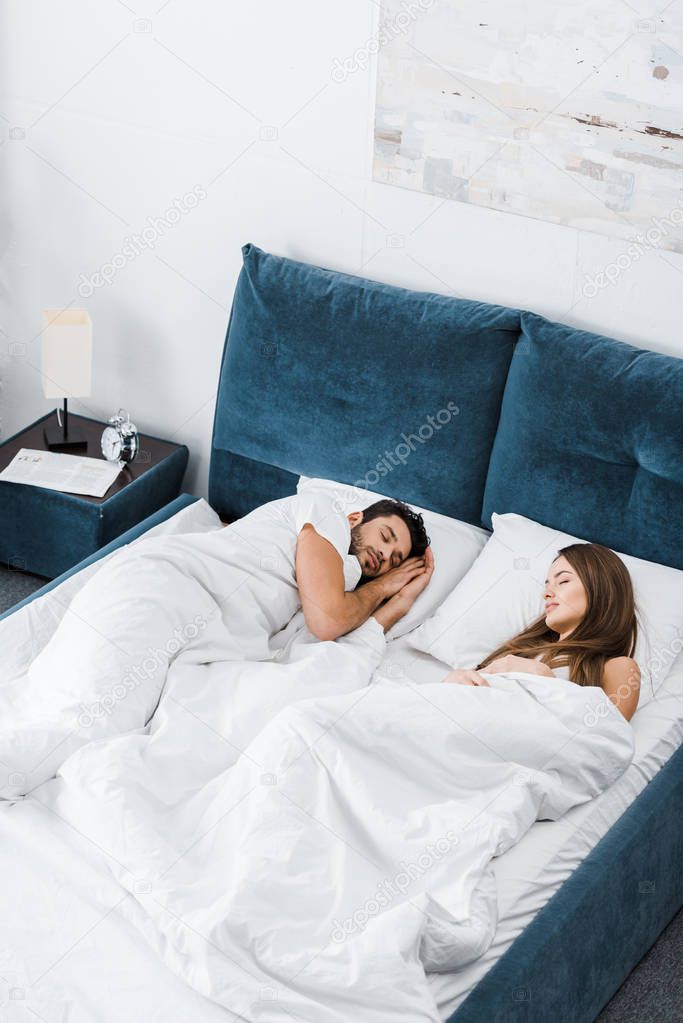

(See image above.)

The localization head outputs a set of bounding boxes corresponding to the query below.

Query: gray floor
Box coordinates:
[595,908,683,1022]
[0,564,50,609]
[1,565,681,1021]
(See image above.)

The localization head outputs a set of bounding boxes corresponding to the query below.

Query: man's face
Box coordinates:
[348,513,412,578]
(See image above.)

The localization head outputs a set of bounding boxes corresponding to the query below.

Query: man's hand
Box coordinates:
[373,548,434,633]
[393,546,434,607]
[442,669,491,687]
[376,552,430,600]
[484,654,554,677]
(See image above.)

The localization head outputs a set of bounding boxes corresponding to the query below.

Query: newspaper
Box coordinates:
[0,448,123,498]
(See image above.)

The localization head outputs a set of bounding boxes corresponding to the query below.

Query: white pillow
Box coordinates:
[407,512,683,711]
[296,477,489,639]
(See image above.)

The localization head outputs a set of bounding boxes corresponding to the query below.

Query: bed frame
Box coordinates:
[6,244,683,1021]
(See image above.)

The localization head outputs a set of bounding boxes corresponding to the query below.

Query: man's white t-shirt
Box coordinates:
[213,490,363,652]
[291,490,362,591]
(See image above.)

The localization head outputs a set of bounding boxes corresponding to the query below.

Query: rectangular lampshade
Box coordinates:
[41,308,92,399]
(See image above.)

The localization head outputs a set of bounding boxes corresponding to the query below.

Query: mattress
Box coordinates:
[1,504,681,1021]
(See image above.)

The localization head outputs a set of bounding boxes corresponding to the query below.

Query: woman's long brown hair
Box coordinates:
[477,543,638,687]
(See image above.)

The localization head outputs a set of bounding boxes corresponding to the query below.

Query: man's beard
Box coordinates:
[349,523,372,584]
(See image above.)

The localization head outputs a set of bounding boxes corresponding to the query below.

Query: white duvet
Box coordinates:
[0,525,635,1023]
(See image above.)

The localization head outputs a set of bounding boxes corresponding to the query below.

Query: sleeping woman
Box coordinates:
[443,543,641,722]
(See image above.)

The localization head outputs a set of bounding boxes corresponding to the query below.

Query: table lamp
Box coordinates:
[41,308,92,451]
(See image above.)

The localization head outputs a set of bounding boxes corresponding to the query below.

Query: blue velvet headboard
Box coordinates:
[209,243,520,525]
[483,312,683,569]
[209,244,683,570]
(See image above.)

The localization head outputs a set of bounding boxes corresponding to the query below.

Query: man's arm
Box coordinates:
[295,524,430,641]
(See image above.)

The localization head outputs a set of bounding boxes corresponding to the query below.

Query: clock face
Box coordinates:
[101,426,122,461]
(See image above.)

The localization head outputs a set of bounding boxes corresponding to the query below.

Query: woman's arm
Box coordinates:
[601,657,641,721]
[483,654,555,678]
[442,655,554,686]
[443,669,490,686]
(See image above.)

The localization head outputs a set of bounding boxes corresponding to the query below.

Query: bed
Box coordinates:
[2,242,682,1022]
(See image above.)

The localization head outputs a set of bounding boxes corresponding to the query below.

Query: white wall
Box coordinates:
[2,1,682,498]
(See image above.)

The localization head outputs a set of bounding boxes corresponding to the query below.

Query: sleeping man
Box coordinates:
[30,485,434,670]
[177,483,437,655]
[295,492,434,640]
[3,487,433,794]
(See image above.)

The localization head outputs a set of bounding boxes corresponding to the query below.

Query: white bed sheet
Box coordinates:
[1,503,681,1021]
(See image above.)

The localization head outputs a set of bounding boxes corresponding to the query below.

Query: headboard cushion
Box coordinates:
[209,244,521,524]
[482,311,683,569]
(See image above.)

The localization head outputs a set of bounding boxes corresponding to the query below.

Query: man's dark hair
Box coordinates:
[361,498,430,558]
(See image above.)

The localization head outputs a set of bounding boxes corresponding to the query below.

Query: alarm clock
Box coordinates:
[101,409,139,463]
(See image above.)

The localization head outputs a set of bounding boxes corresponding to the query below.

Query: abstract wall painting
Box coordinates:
[373,0,683,251]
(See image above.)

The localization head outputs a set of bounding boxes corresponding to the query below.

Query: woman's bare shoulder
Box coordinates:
[603,656,640,679]
[602,657,640,721]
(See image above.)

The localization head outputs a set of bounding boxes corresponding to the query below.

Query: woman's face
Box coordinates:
[543,555,588,637]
